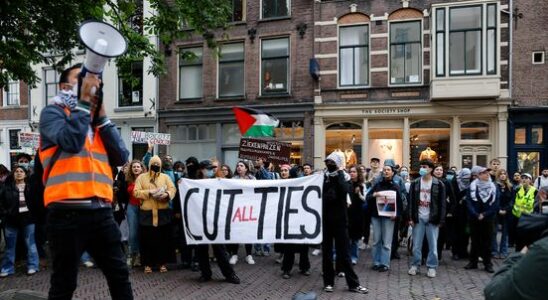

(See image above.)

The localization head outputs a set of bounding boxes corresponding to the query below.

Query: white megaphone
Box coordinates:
[78,20,127,74]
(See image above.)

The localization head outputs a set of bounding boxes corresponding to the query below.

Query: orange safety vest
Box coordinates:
[39,106,113,206]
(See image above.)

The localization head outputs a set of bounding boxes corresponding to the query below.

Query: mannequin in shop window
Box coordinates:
[345,149,357,166]
[420,147,438,163]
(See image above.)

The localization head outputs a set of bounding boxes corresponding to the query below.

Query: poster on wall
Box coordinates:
[376,190,397,217]
[368,139,403,166]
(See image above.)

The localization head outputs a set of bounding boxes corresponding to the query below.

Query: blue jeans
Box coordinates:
[371,217,395,268]
[411,218,439,269]
[491,214,509,256]
[126,204,140,255]
[1,224,39,274]
[349,239,359,262]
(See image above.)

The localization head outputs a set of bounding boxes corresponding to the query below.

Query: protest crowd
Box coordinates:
[0,66,547,298]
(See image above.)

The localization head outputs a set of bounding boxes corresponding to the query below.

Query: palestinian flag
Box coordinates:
[232,106,280,137]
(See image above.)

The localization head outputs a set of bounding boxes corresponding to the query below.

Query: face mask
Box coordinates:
[18,163,29,170]
[419,168,429,176]
[175,171,183,178]
[150,165,161,173]
[400,171,409,178]
[206,169,214,178]
[59,88,78,109]
[446,174,454,181]
[326,164,338,172]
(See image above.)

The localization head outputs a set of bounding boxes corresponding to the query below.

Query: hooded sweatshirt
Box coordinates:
[134,155,176,226]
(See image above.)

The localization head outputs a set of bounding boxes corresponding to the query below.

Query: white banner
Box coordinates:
[18,132,40,149]
[376,190,397,217]
[130,131,171,145]
[179,174,323,245]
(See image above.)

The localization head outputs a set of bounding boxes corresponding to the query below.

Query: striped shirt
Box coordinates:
[17,183,29,213]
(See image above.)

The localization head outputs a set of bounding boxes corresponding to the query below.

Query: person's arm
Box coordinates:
[484,186,500,219]
[484,238,548,300]
[39,104,90,153]
[408,180,416,224]
[466,190,479,220]
[133,176,151,200]
[255,166,272,180]
[165,175,177,200]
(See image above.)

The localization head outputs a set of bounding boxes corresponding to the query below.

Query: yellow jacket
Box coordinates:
[134,155,176,226]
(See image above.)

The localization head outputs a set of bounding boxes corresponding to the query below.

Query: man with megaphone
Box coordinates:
[39,20,133,300]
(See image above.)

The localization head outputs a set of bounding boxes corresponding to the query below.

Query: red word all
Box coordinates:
[232,206,258,222]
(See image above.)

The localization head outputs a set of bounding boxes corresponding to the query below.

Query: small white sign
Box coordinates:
[130,131,171,145]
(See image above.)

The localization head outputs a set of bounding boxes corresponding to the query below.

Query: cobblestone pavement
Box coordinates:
[0,246,499,300]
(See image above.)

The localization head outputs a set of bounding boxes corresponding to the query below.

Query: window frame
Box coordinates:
[118,60,144,107]
[9,129,21,150]
[217,42,245,99]
[259,36,290,96]
[448,5,483,76]
[388,19,423,86]
[532,51,545,64]
[338,23,370,88]
[178,46,204,101]
[460,120,491,142]
[433,2,499,78]
[229,0,245,23]
[3,80,20,106]
[43,68,59,105]
[260,0,291,20]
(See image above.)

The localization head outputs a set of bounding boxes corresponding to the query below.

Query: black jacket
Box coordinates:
[0,180,38,227]
[347,180,365,240]
[439,177,457,216]
[409,177,446,225]
[323,171,350,225]
[367,178,403,218]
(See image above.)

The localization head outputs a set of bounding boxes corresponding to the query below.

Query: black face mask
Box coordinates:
[326,164,338,172]
[150,165,161,173]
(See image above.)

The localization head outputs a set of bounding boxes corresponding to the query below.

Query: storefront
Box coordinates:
[160,103,314,168]
[314,100,510,173]
[508,107,548,178]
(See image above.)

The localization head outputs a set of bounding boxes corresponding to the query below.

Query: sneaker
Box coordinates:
[379,266,389,272]
[371,265,380,271]
[408,266,418,276]
[324,285,334,293]
[349,286,369,294]
[245,255,255,265]
[427,268,436,278]
[0,272,9,278]
[229,255,238,265]
[300,269,311,276]
[27,269,37,276]
[226,274,240,284]
[351,259,357,265]
[464,262,478,270]
[275,254,283,264]
[358,240,366,250]
[337,272,345,278]
[311,249,321,256]
[83,261,94,268]
[282,272,291,279]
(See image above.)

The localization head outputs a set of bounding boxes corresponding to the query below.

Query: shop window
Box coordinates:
[9,129,21,150]
[275,121,304,165]
[230,0,245,22]
[261,37,289,95]
[326,122,362,167]
[3,81,20,106]
[514,126,526,144]
[262,0,290,19]
[369,128,403,166]
[517,152,540,177]
[339,25,369,86]
[410,120,450,171]
[532,125,543,144]
[44,68,59,104]
[179,47,203,100]
[219,43,245,98]
[118,61,143,107]
[461,121,489,140]
[435,3,498,77]
[390,21,421,84]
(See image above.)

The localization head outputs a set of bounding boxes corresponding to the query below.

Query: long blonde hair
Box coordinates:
[496,169,513,191]
[125,160,146,184]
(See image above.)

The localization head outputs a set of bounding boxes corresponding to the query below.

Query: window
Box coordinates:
[435,3,498,77]
[179,47,203,100]
[410,120,450,170]
[44,68,59,103]
[532,51,545,64]
[514,126,526,144]
[532,125,543,144]
[118,61,143,107]
[390,21,421,84]
[169,124,217,161]
[219,43,244,98]
[230,0,244,22]
[128,0,144,34]
[339,25,369,86]
[9,129,21,150]
[262,0,289,19]
[461,122,489,140]
[3,81,20,106]
[261,37,289,95]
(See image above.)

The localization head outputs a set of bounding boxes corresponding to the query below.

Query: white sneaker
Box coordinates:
[229,255,238,265]
[245,255,255,265]
[275,254,283,264]
[427,268,436,278]
[0,272,9,278]
[27,269,37,275]
[408,266,418,276]
[311,249,321,256]
[83,261,94,268]
[358,240,366,250]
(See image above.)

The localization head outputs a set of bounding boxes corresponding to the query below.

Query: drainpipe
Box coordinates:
[509,0,513,102]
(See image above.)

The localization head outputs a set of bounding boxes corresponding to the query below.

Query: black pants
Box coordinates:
[322,220,360,288]
[362,211,371,244]
[282,244,310,273]
[35,221,48,259]
[391,217,401,257]
[47,208,132,300]
[140,224,172,268]
[227,244,252,256]
[197,244,236,279]
[454,204,470,258]
[469,219,494,267]
[445,216,457,255]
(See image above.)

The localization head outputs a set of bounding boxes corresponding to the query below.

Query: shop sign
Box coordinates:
[238,137,291,164]
[362,107,411,115]
[131,131,171,145]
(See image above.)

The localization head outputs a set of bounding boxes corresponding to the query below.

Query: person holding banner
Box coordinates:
[228,161,256,265]
[367,164,403,272]
[194,160,241,284]
[322,152,369,294]
[133,155,176,274]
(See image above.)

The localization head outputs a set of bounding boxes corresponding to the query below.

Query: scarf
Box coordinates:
[50,90,78,110]
[470,178,497,203]
[457,168,471,192]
